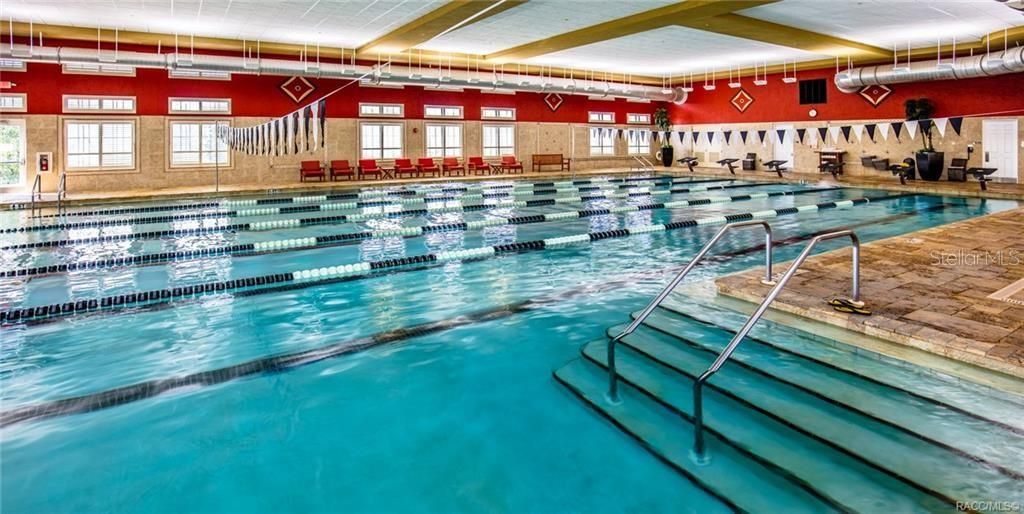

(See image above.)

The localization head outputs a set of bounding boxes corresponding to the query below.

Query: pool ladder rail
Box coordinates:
[28,172,67,217]
[604,220,863,462]
[631,155,657,172]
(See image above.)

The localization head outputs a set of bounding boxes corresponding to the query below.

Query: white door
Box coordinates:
[0,119,26,188]
[982,119,1019,182]
[773,124,794,166]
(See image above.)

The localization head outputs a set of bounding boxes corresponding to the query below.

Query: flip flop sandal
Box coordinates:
[829,298,871,316]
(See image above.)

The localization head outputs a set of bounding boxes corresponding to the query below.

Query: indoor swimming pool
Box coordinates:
[2,174,1023,513]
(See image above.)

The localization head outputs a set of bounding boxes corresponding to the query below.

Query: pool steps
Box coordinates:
[0,194,894,323]
[3,188,833,278]
[0,182,785,251]
[554,303,1024,512]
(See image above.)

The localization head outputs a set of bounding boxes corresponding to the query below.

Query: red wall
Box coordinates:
[669,67,1024,124]
[7,60,657,123]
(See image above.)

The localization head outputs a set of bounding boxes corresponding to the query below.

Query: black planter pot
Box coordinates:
[660,146,674,167]
[915,151,945,181]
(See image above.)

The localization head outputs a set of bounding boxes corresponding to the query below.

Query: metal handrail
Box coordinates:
[56,172,67,216]
[692,229,861,460]
[631,155,653,172]
[607,220,776,402]
[29,174,42,216]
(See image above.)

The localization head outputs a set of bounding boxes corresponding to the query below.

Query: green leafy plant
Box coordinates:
[904,98,936,152]
[654,107,671,148]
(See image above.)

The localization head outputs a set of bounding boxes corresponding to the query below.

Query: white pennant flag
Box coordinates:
[934,117,948,138]
[311,101,321,149]
[852,124,865,143]
[906,120,919,141]
[807,127,818,146]
[828,126,841,144]
[878,123,890,141]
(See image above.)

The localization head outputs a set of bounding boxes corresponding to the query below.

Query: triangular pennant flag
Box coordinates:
[662,131,670,143]
[615,128,622,139]
[757,130,767,143]
[677,131,686,143]
[828,126,841,143]
[808,127,819,146]
[817,127,828,144]
[949,117,963,136]
[723,130,732,145]
[878,123,890,141]
[652,129,659,142]
[851,124,864,143]
[693,131,702,146]
[840,126,852,142]
[739,130,748,144]
[906,120,918,141]
[864,124,876,142]
[891,121,903,141]
[311,102,320,150]
[776,128,787,143]
[710,131,718,145]
[318,98,327,148]
[917,119,931,140]
[796,128,806,144]
[933,118,947,138]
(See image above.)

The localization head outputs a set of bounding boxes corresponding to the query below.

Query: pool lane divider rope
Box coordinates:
[0,196,933,428]
[6,178,735,233]
[4,188,836,279]
[0,182,782,250]
[33,175,726,219]
[0,194,906,324]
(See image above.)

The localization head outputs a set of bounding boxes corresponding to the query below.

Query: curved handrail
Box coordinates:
[692,229,861,459]
[56,172,67,216]
[607,220,775,401]
[29,174,42,216]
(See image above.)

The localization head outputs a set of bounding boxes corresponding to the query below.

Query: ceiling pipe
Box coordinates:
[834,46,1024,93]
[2,42,687,103]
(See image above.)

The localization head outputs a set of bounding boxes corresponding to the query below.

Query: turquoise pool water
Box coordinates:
[1,176,1021,513]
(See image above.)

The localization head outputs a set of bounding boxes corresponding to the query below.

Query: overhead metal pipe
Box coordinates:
[834,47,1024,93]
[1,43,687,103]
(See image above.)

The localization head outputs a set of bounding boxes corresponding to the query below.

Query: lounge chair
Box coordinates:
[467,156,487,175]
[500,155,523,174]
[329,160,355,181]
[358,159,384,180]
[417,158,441,178]
[300,160,325,182]
[393,158,419,178]
[442,157,465,177]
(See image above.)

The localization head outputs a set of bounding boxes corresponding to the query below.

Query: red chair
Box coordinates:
[442,157,465,177]
[500,155,523,174]
[467,156,487,175]
[300,160,325,182]
[329,160,355,181]
[393,158,418,178]
[417,158,441,177]
[359,159,383,180]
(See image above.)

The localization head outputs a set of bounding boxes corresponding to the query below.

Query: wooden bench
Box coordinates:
[531,153,571,173]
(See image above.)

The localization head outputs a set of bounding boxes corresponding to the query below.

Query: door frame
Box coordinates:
[982,118,1019,183]
[0,117,27,190]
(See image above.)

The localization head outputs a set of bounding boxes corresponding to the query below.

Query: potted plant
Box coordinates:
[654,107,673,167]
[904,98,944,181]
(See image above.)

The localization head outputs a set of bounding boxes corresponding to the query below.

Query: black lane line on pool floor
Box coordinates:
[0,194,907,325]
[29,175,718,219]
[0,197,940,428]
[0,182,779,251]
[4,188,835,279]
[14,177,735,231]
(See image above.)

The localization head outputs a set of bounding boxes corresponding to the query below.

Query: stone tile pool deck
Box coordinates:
[716,207,1024,379]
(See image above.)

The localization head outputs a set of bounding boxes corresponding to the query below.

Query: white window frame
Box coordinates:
[360,122,404,160]
[482,124,515,158]
[481,107,516,120]
[627,129,650,155]
[63,95,137,114]
[590,127,615,156]
[168,97,233,115]
[62,62,136,77]
[0,58,26,72]
[359,103,404,118]
[425,123,463,158]
[588,111,615,124]
[63,117,138,172]
[424,105,463,119]
[167,118,233,170]
[168,69,232,80]
[0,93,27,113]
[627,113,651,125]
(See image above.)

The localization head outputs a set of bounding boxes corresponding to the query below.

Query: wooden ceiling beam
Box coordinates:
[357,0,526,56]
[679,14,891,59]
[484,0,779,63]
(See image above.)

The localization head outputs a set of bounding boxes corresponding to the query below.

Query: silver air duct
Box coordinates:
[3,43,687,103]
[834,46,1024,93]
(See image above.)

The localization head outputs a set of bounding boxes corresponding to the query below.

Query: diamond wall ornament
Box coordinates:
[858,84,892,107]
[280,76,316,103]
[544,92,563,112]
[730,88,754,113]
